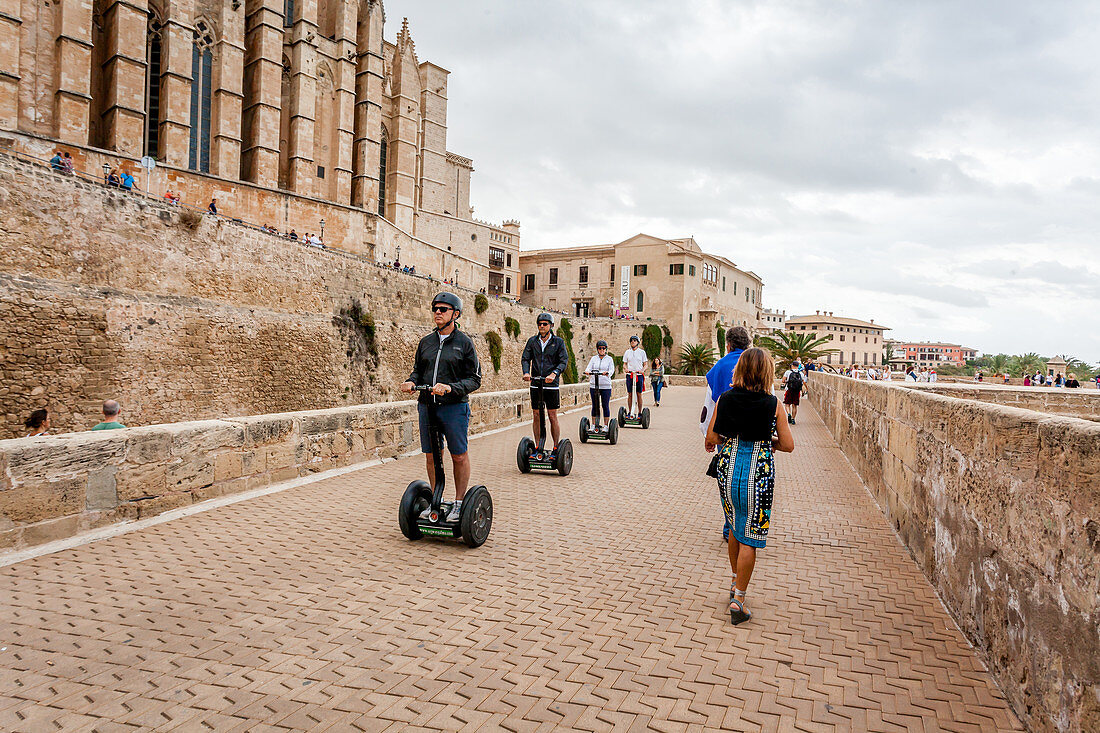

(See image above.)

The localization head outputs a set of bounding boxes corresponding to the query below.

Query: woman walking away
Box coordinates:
[650,357,665,406]
[706,348,794,624]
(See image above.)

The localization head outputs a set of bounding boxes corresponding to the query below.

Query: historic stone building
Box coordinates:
[518,234,764,356]
[0,0,519,290]
[786,311,889,367]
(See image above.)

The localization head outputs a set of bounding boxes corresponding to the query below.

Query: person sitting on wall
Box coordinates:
[164,189,180,204]
[107,168,122,187]
[207,198,218,215]
[62,152,74,174]
[288,229,298,240]
[50,151,64,171]
[120,170,136,191]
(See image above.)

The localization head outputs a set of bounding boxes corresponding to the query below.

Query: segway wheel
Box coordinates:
[557,439,573,476]
[399,480,432,540]
[641,407,651,429]
[608,419,619,445]
[517,436,534,473]
[579,416,589,443]
[460,485,493,548]
[618,405,627,425]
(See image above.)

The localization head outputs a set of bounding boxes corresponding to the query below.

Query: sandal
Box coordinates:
[729,576,737,605]
[729,589,752,625]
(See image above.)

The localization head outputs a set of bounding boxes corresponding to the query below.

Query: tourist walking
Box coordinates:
[781,360,807,425]
[650,357,665,406]
[1065,373,1080,388]
[705,348,795,625]
[700,326,751,541]
[24,408,50,437]
[207,198,218,215]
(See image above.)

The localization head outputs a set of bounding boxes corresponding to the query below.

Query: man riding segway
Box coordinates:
[619,335,651,428]
[522,313,569,451]
[400,292,482,524]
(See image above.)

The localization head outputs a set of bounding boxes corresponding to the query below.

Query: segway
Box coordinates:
[618,372,651,429]
[517,379,573,475]
[579,367,618,444]
[399,386,493,547]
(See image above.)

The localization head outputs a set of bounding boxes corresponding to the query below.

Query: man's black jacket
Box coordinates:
[407,328,482,405]
[521,333,569,388]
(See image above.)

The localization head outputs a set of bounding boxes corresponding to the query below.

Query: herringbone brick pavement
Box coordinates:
[0,387,1022,731]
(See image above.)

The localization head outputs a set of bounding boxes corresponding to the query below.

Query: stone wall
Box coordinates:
[0,380,626,552]
[0,153,657,437]
[807,372,1100,732]
[904,382,1100,422]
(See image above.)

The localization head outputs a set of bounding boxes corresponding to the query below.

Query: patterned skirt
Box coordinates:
[716,437,775,548]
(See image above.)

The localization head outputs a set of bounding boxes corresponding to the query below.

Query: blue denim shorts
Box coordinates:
[418,401,470,455]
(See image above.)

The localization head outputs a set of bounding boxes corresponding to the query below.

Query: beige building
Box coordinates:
[1,1,519,290]
[519,234,764,357]
[786,311,889,367]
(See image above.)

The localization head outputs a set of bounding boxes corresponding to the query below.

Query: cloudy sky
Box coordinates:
[403,0,1100,362]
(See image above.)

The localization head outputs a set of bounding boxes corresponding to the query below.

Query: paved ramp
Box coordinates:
[0,386,1021,731]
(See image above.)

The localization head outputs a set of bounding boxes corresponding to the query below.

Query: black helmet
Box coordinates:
[431,292,462,312]
[536,312,554,326]
[596,340,608,349]
[629,334,640,343]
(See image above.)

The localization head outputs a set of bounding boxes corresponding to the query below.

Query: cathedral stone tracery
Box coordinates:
[0,0,520,292]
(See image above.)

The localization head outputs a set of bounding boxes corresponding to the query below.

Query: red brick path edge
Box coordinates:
[0,387,1022,731]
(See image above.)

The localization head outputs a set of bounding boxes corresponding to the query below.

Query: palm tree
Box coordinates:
[884,342,895,364]
[755,330,839,374]
[987,353,1009,376]
[1057,354,1093,379]
[1009,352,1045,377]
[679,343,718,375]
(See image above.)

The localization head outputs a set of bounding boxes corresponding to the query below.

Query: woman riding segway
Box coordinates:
[580,340,618,444]
[398,292,492,547]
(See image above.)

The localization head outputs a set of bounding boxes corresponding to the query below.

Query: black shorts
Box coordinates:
[531,387,560,410]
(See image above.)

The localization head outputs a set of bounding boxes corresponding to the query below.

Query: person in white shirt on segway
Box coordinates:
[620,335,651,428]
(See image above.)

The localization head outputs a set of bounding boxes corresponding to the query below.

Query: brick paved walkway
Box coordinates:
[0,388,1022,731]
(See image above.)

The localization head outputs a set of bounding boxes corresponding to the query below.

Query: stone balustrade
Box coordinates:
[902,381,1100,422]
[807,371,1099,732]
[0,381,631,552]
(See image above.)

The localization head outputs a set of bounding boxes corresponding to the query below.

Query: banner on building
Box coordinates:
[620,266,630,309]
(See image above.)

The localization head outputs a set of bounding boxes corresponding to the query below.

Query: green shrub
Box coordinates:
[642,325,662,360]
[608,352,623,373]
[716,326,726,356]
[504,316,521,340]
[474,293,490,314]
[556,317,579,383]
[485,330,503,373]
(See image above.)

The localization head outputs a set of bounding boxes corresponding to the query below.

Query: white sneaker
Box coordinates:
[445,501,462,522]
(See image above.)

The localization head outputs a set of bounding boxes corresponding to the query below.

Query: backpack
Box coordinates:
[786,370,803,393]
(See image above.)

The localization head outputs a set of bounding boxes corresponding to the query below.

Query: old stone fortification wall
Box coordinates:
[903,382,1100,422]
[0,380,627,552]
[807,372,1099,732]
[0,154,653,437]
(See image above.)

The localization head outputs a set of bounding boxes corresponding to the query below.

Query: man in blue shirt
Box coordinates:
[700,326,751,540]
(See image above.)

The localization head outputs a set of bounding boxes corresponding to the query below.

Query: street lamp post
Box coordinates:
[396,245,401,264]
[101,163,111,183]
[319,218,325,242]
[454,268,459,287]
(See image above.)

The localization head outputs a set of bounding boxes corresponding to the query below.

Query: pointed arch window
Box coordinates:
[636,290,644,312]
[145,10,164,158]
[188,21,215,173]
[377,125,388,216]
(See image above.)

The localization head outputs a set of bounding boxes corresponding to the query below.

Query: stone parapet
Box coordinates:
[0,380,625,553]
[806,371,1100,732]
[902,381,1100,421]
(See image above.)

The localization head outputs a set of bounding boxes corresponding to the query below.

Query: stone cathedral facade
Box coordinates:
[0,0,521,292]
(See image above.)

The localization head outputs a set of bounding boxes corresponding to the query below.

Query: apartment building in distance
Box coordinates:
[518,234,764,355]
[759,308,787,333]
[786,311,889,366]
[887,341,980,368]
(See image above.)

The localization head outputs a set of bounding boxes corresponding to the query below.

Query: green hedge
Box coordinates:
[485,331,503,373]
[556,318,579,383]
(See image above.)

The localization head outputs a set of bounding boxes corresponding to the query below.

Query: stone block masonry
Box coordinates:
[807,371,1099,733]
[904,381,1100,422]
[0,154,656,437]
[0,380,626,552]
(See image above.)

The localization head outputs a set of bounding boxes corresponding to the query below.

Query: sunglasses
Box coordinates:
[431,306,453,313]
